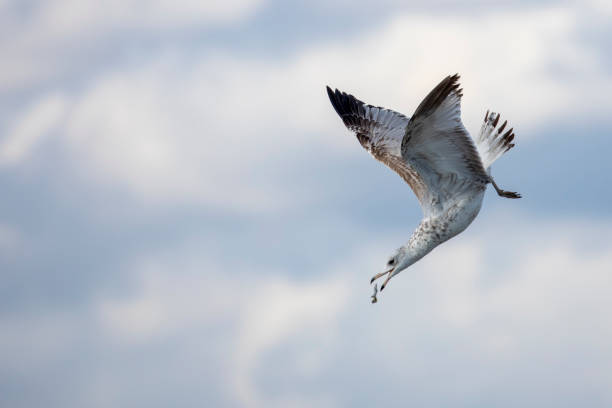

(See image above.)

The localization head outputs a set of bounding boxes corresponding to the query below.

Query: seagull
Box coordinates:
[326,74,520,295]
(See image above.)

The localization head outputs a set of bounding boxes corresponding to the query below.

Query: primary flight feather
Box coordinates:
[326,74,520,296]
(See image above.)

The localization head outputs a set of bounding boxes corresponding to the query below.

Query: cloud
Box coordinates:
[314,7,612,132]
[232,276,349,407]
[587,0,612,15]
[4,215,612,407]
[2,2,611,407]
[0,0,265,92]
[354,218,612,405]
[0,92,68,165]
[3,3,610,214]
[96,257,243,344]
[0,223,20,254]
[60,61,297,211]
[94,247,351,407]
[31,0,266,31]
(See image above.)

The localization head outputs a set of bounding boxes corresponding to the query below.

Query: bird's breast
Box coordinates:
[432,190,485,243]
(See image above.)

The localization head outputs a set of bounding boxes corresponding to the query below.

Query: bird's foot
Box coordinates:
[498,190,521,199]
[490,177,521,199]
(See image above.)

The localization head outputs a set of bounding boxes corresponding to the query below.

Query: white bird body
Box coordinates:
[326,74,520,293]
[400,187,485,270]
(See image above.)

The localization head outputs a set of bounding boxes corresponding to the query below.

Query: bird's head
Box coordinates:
[383,252,399,277]
[384,248,411,277]
[372,247,416,291]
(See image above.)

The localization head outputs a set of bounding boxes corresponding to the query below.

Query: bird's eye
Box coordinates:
[388,259,395,265]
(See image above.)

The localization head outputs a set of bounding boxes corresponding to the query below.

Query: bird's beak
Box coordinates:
[379,266,396,291]
[370,266,395,285]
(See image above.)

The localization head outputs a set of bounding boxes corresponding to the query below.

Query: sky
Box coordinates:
[1,0,612,407]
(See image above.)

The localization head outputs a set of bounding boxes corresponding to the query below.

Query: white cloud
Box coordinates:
[61,62,294,211]
[357,218,612,402]
[314,7,612,133]
[0,92,68,165]
[4,215,612,406]
[0,0,265,91]
[587,0,612,15]
[95,248,351,407]
[2,2,611,407]
[33,0,265,32]
[97,257,242,343]
[4,3,609,212]
[93,217,612,406]
[232,277,349,407]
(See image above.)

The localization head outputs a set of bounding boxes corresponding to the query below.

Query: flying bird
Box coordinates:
[326,74,520,296]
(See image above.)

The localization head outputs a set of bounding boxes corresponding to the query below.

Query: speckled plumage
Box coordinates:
[326,74,521,294]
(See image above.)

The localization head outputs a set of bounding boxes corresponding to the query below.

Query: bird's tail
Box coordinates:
[475,111,516,171]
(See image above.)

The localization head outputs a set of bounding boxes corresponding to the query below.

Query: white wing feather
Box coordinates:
[475,110,516,171]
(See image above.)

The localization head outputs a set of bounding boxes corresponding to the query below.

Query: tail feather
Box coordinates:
[475,111,515,170]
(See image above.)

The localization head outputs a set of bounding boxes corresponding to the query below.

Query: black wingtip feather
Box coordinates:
[411,73,463,119]
[325,86,374,134]
[326,86,368,120]
[326,86,344,118]
[325,86,334,103]
[492,113,500,127]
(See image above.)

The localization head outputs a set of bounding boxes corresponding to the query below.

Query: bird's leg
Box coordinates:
[370,270,392,284]
[490,177,521,199]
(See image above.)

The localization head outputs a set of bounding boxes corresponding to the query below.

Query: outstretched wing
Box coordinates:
[400,74,489,214]
[326,86,429,206]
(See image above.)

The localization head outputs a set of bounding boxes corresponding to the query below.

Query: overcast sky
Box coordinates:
[1,1,612,407]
